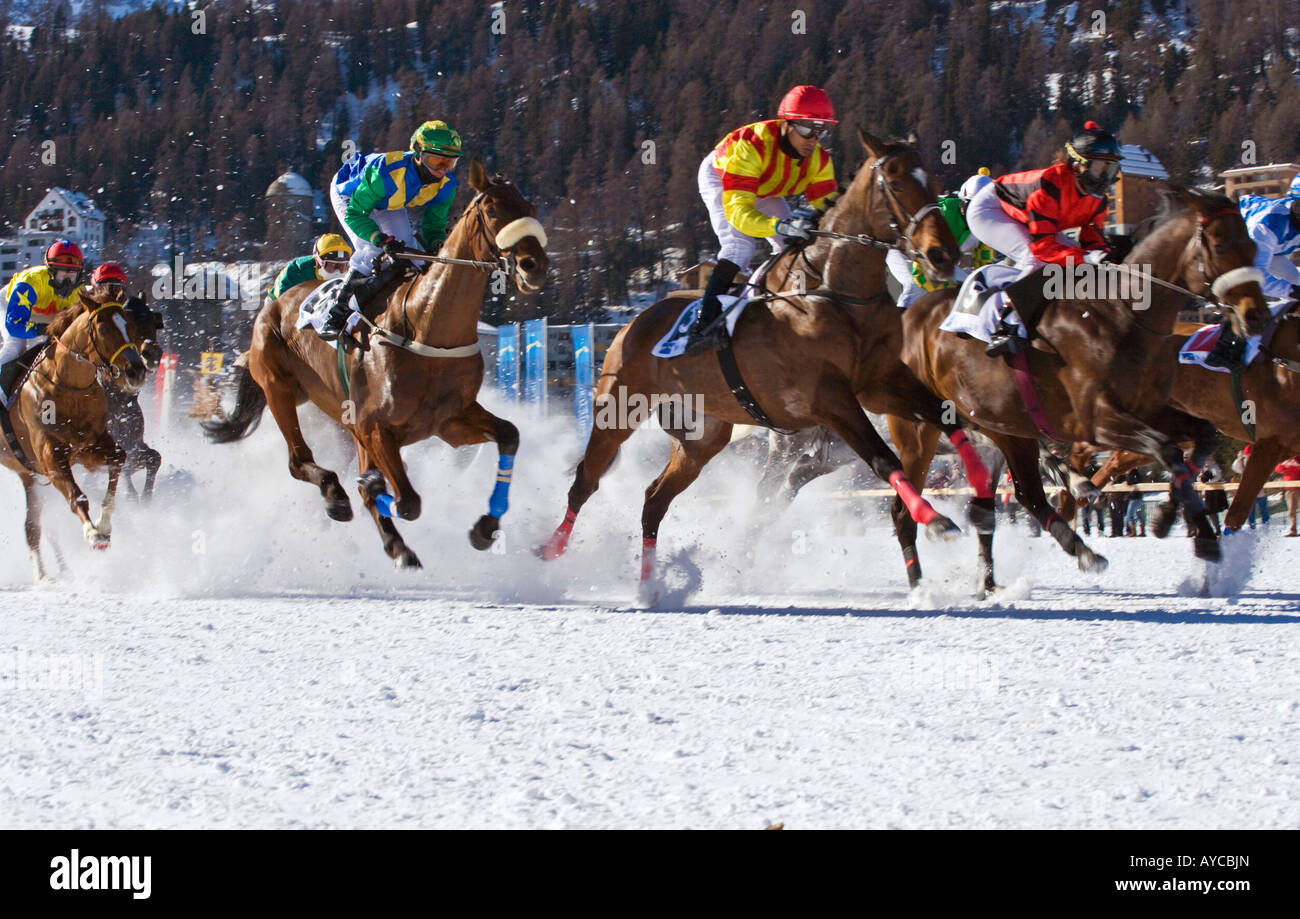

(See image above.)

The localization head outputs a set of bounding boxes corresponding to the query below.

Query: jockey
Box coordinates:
[264,233,353,309]
[88,262,128,303]
[321,120,462,341]
[1238,173,1300,302]
[967,121,1122,356]
[0,239,84,372]
[886,167,999,308]
[684,85,839,354]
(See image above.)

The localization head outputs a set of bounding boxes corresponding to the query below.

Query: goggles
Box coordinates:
[52,268,80,285]
[419,151,459,172]
[789,121,833,142]
[1084,159,1121,184]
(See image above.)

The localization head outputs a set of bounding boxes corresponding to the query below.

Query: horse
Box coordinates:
[1059,303,1300,532]
[201,161,549,568]
[105,300,165,500]
[537,131,996,598]
[0,293,148,579]
[884,186,1269,592]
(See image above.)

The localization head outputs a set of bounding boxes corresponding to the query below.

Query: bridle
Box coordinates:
[39,301,141,390]
[1190,207,1266,304]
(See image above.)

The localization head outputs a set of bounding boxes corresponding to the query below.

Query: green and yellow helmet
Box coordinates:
[410,120,462,157]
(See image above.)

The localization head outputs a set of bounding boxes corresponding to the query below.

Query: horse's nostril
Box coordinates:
[927,247,951,265]
[519,257,536,272]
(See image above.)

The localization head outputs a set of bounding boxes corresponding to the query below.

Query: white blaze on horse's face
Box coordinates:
[494,217,548,250]
[112,313,130,344]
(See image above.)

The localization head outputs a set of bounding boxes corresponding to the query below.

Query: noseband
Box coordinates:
[54,301,141,385]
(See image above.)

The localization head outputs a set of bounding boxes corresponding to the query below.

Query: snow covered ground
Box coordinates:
[1,394,1297,829]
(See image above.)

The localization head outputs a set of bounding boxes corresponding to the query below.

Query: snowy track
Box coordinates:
[1,399,1297,828]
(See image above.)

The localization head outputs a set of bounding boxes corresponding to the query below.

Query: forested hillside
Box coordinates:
[2,0,1298,320]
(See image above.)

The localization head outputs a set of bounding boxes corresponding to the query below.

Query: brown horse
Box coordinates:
[885,186,1269,592]
[0,294,147,579]
[1063,308,1300,532]
[538,131,996,598]
[202,161,548,567]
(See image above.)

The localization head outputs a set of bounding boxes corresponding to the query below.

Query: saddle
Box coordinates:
[0,340,52,407]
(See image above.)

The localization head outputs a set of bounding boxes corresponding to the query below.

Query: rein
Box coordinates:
[37,301,140,390]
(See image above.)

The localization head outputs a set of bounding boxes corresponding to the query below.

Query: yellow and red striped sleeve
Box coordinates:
[716,124,781,238]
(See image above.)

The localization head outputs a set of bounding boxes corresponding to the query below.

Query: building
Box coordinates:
[1220,162,1300,200]
[0,187,107,278]
[1105,145,1170,235]
[264,171,316,262]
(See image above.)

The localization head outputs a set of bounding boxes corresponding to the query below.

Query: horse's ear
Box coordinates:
[858,128,887,161]
[469,159,491,193]
[905,131,919,146]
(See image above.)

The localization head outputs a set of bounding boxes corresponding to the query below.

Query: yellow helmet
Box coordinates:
[314,233,352,260]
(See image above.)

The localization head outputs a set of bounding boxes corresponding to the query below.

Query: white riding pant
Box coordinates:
[965,181,1077,280]
[886,248,968,308]
[330,184,421,276]
[698,153,792,266]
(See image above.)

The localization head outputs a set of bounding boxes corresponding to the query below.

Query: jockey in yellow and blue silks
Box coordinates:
[321,120,462,341]
[1,239,84,369]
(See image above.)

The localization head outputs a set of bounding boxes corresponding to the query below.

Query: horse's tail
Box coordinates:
[200,357,265,443]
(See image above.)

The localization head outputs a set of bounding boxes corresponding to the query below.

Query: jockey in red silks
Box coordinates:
[966,121,1122,356]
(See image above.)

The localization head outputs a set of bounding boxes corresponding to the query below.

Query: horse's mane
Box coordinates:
[1129,186,1232,258]
[43,293,92,340]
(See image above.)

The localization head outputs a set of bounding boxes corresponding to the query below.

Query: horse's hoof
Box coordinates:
[469,515,499,551]
[394,550,422,570]
[1152,501,1177,539]
[1194,535,1222,563]
[925,516,961,542]
[90,536,110,551]
[1077,549,1109,574]
[326,499,353,522]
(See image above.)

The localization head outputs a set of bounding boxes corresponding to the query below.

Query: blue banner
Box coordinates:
[571,323,594,441]
[523,318,547,411]
[496,324,519,401]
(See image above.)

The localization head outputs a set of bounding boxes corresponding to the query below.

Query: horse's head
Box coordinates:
[1172,186,1269,338]
[462,160,549,293]
[856,129,960,281]
[57,292,148,393]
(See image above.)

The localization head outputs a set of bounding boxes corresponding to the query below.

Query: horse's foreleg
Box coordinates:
[21,474,47,581]
[352,436,420,569]
[141,445,161,501]
[437,401,518,551]
[1001,435,1106,574]
[262,379,352,521]
[885,415,942,589]
[44,456,108,550]
[1224,439,1285,532]
[819,378,959,543]
[537,397,639,560]
[638,419,732,598]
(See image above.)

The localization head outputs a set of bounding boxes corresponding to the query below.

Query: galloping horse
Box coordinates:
[885,186,1268,591]
[0,294,147,579]
[1061,304,1300,531]
[202,162,549,567]
[106,301,164,500]
[538,131,995,597]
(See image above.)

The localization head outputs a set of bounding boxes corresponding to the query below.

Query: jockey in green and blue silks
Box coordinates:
[320,120,462,342]
[1239,172,1300,301]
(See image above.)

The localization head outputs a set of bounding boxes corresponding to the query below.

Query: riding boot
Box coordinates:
[319,268,365,341]
[985,301,1021,357]
[684,259,741,356]
[1205,321,1247,369]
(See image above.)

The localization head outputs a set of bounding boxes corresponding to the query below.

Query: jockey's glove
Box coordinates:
[775,217,814,240]
[377,235,405,257]
[1083,248,1110,266]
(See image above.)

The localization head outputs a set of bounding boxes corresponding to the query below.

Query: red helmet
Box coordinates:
[777,85,837,124]
[45,239,84,271]
[91,263,128,285]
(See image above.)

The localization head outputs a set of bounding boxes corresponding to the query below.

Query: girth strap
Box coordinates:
[1008,348,1068,443]
[1230,364,1255,443]
[714,331,796,435]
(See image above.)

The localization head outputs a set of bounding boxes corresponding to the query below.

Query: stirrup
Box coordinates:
[683,316,725,356]
[985,329,1019,357]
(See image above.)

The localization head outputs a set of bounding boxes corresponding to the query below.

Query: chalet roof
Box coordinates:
[1118,145,1168,180]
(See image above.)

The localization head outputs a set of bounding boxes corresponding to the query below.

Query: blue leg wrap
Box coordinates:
[375,493,397,519]
[488,453,515,518]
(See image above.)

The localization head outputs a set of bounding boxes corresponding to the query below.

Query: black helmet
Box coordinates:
[1066,121,1121,196]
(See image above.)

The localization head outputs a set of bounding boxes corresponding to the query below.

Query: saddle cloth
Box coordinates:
[1177,299,1292,373]
[652,294,749,358]
[292,278,354,334]
[938,262,1024,343]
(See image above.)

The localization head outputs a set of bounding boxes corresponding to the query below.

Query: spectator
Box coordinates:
[1124,469,1146,537]
[1275,454,1300,536]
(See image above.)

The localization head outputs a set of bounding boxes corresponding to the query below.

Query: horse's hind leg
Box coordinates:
[141,444,162,501]
[885,416,943,590]
[260,375,352,521]
[999,435,1107,574]
[437,401,519,551]
[639,418,733,597]
[21,474,48,581]
[353,436,420,570]
[537,397,639,560]
[1224,439,1285,532]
